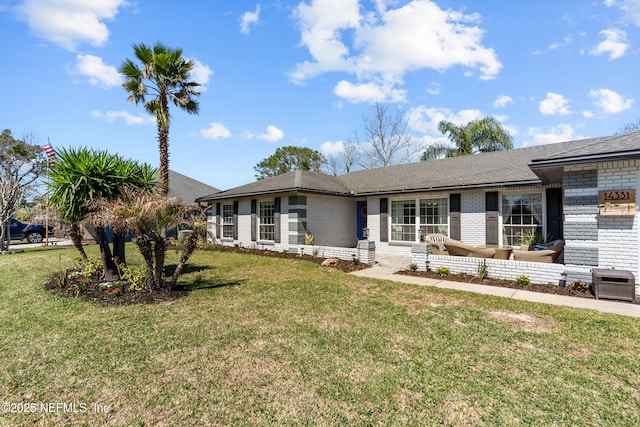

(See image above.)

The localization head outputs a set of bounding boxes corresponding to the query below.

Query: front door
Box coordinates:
[356,201,368,240]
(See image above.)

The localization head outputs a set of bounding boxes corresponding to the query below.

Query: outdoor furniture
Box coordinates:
[425,234,495,258]
[513,239,564,263]
[479,245,513,260]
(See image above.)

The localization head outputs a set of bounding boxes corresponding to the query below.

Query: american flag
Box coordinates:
[41,144,56,162]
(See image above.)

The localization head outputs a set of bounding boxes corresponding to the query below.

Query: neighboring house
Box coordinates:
[86,170,219,242]
[168,169,219,205]
[197,132,640,287]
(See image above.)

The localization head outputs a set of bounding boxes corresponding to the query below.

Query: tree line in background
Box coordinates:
[254,102,514,179]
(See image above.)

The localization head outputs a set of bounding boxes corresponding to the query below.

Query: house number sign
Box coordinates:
[599,189,635,205]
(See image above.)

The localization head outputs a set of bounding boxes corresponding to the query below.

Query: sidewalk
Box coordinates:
[351,262,640,319]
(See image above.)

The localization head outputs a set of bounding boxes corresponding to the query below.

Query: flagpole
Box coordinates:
[45,138,49,247]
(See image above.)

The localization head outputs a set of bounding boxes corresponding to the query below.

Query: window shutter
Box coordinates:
[215,202,221,239]
[450,194,461,240]
[250,199,257,242]
[485,192,499,245]
[274,197,281,243]
[380,198,388,242]
[233,201,239,240]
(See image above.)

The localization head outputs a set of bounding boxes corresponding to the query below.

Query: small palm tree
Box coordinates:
[120,42,201,194]
[48,148,156,280]
[421,116,513,160]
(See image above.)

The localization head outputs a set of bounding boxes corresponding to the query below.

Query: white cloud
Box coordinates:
[406,106,483,134]
[240,4,261,35]
[290,0,501,103]
[425,82,440,95]
[604,0,640,26]
[539,92,571,116]
[333,80,407,103]
[91,110,155,125]
[590,28,629,60]
[583,110,595,118]
[319,140,345,157]
[189,58,213,91]
[493,95,513,108]
[71,54,121,88]
[523,124,581,147]
[16,0,127,50]
[257,125,284,142]
[199,122,231,140]
[589,88,634,114]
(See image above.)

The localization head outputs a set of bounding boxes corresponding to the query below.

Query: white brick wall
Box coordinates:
[461,192,485,246]
[597,161,639,288]
[306,194,357,247]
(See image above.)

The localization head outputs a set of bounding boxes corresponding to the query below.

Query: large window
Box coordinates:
[419,198,448,237]
[391,200,416,241]
[502,193,543,245]
[222,204,234,238]
[391,198,448,242]
[259,200,275,241]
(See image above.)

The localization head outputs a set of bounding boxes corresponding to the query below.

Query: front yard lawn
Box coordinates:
[1,245,639,426]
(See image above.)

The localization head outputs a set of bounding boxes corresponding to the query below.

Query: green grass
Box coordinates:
[1,245,639,426]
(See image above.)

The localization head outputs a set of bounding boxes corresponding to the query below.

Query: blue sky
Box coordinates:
[1,0,639,190]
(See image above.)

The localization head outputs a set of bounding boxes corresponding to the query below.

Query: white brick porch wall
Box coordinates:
[460,192,486,246]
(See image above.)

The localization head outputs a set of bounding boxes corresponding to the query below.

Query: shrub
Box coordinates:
[476,261,489,279]
[571,281,589,292]
[436,267,450,277]
[409,263,418,272]
[516,275,531,287]
[49,270,69,288]
[353,257,360,266]
[115,260,147,292]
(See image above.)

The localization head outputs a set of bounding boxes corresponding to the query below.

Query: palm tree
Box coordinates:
[120,42,201,194]
[421,116,513,161]
[48,148,156,280]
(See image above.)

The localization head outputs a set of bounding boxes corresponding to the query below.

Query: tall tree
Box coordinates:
[421,116,513,160]
[254,146,326,180]
[0,130,45,251]
[325,140,360,176]
[48,147,156,279]
[120,42,201,194]
[356,102,419,168]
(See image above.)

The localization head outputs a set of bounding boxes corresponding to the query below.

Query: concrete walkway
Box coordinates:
[351,254,640,318]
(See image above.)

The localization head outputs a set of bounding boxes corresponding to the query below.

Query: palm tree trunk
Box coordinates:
[69,223,88,261]
[134,234,155,290]
[95,226,119,281]
[153,236,167,288]
[158,113,170,195]
[170,229,200,287]
[112,230,126,265]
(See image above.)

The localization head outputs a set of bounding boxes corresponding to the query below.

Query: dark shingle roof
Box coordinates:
[197,132,640,201]
[168,170,219,205]
[197,170,350,201]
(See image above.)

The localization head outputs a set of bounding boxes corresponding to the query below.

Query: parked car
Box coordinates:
[7,218,54,244]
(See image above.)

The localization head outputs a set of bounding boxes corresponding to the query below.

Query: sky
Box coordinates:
[1,0,640,191]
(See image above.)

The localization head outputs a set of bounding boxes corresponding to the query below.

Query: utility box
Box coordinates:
[592,268,636,302]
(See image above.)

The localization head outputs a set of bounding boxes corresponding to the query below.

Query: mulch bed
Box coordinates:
[43,245,370,305]
[396,270,596,299]
[208,245,371,273]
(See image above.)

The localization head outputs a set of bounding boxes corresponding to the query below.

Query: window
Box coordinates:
[259,200,275,241]
[391,198,450,242]
[502,193,543,245]
[222,204,234,238]
[419,198,448,237]
[391,200,416,241]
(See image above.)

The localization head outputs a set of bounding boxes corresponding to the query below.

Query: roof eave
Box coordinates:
[196,186,351,202]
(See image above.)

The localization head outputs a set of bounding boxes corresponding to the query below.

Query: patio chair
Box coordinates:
[513,239,564,263]
[425,234,495,258]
